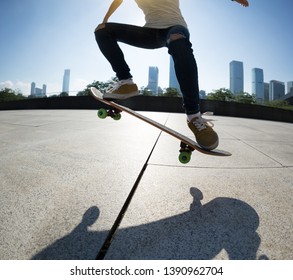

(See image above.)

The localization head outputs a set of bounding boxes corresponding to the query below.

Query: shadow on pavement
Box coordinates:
[32,188,268,260]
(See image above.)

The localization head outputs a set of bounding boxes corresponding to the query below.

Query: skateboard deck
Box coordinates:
[90,87,231,163]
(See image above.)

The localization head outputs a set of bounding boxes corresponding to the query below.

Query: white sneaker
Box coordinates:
[103,79,139,99]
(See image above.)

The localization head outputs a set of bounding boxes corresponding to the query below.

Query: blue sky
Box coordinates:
[0,0,292,96]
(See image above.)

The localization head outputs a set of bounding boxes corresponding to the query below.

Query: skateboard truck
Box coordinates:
[179,141,195,164]
[97,108,122,121]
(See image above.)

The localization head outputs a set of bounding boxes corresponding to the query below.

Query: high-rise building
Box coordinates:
[35,88,43,97]
[269,80,285,101]
[199,90,206,99]
[264,83,270,102]
[42,84,47,95]
[147,66,159,94]
[287,81,293,94]
[169,56,180,93]
[230,60,244,94]
[31,82,36,95]
[62,69,70,93]
[252,68,264,103]
[30,82,46,97]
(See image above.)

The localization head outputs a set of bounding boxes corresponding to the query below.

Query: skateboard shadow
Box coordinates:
[32,188,268,260]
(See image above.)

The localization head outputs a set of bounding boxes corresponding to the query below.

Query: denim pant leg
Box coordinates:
[95,23,200,114]
[95,23,165,80]
[167,27,200,114]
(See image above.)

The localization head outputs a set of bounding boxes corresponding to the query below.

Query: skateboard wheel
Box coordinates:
[179,151,191,164]
[97,108,107,119]
[112,112,121,121]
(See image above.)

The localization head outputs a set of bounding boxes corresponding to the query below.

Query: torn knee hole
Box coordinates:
[169,33,186,41]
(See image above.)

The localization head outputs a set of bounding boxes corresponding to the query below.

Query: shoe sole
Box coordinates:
[103,91,139,100]
[198,139,219,151]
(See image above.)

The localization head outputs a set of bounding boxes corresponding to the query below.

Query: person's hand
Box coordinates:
[234,0,249,7]
[95,23,106,32]
[95,0,123,32]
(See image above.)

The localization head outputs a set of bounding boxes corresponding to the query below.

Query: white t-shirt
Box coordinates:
[135,0,188,28]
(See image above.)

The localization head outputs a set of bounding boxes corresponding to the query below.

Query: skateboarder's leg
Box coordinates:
[167,26,219,150]
[95,23,164,98]
[167,26,199,115]
[95,23,165,79]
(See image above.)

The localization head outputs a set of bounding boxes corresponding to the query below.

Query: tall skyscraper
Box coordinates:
[147,66,159,94]
[199,90,206,99]
[169,56,180,93]
[35,88,43,97]
[230,60,244,94]
[42,84,47,96]
[31,82,46,97]
[31,82,36,95]
[269,80,285,101]
[264,83,270,102]
[62,69,70,93]
[287,81,293,94]
[252,68,264,103]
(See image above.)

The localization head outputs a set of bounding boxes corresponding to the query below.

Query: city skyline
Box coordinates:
[24,61,293,102]
[0,1,292,96]
[146,58,292,102]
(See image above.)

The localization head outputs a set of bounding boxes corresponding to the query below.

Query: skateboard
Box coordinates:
[90,87,231,163]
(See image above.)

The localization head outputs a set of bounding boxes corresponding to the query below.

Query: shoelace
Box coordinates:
[107,80,134,93]
[106,81,123,93]
[192,116,215,132]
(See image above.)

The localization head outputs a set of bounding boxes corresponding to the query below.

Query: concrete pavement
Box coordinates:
[0,110,292,260]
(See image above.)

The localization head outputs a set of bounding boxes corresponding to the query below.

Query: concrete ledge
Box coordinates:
[0,96,292,123]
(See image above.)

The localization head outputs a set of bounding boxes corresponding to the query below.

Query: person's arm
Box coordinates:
[232,0,249,7]
[102,0,124,23]
[96,0,124,31]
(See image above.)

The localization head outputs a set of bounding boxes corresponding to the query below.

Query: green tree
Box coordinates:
[0,88,26,102]
[161,87,180,97]
[265,100,293,110]
[59,92,69,97]
[234,92,256,104]
[140,87,152,96]
[77,78,118,96]
[207,88,234,101]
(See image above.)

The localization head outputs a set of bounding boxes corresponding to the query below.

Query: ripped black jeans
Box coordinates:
[95,23,200,114]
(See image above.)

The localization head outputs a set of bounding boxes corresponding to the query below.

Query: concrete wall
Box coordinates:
[0,96,292,123]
